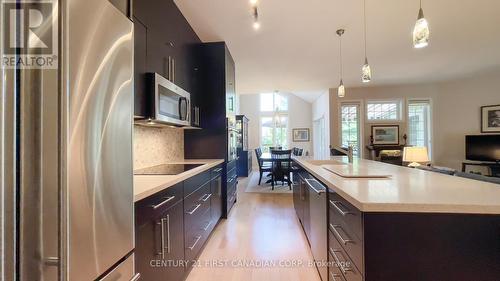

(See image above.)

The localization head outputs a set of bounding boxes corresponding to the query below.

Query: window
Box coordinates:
[341,103,361,156]
[260,93,288,150]
[408,100,432,158]
[366,100,402,121]
[260,93,288,112]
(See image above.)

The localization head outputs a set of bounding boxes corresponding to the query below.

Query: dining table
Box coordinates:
[259,152,295,185]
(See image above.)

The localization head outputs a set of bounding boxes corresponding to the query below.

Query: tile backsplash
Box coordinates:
[134,125,184,170]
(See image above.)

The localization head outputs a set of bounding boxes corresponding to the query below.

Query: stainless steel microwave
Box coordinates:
[136,72,190,127]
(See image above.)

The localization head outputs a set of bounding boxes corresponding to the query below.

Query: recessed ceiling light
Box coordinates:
[253,21,261,30]
[250,0,258,6]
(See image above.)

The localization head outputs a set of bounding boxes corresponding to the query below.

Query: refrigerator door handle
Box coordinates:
[130,273,141,281]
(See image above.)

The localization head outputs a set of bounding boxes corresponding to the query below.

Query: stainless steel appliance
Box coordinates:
[302,174,328,281]
[1,0,137,280]
[135,72,191,127]
[134,164,204,175]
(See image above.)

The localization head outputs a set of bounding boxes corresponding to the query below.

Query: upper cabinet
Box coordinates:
[132,0,201,118]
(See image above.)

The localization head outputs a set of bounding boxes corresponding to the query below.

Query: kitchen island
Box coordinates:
[292,156,500,281]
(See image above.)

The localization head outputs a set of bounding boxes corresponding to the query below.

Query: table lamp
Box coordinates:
[403,147,429,167]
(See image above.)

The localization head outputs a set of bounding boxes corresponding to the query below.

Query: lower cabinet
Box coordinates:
[136,165,224,281]
[135,201,185,281]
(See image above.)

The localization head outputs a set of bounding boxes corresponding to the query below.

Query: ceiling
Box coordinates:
[175,0,500,101]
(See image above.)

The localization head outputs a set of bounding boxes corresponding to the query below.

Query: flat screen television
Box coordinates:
[465,135,500,162]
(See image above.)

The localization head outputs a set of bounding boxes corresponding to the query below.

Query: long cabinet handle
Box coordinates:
[329,247,353,275]
[158,218,166,259]
[213,168,223,173]
[203,220,212,231]
[186,204,201,215]
[168,56,172,81]
[166,214,171,254]
[304,178,325,194]
[151,196,175,210]
[130,273,141,281]
[201,193,212,202]
[330,223,354,245]
[187,235,202,250]
[330,200,352,216]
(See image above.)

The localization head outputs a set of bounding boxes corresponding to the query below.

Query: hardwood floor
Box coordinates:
[185,173,322,281]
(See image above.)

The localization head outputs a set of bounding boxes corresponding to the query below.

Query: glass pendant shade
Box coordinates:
[253,21,260,30]
[362,57,372,83]
[413,8,429,48]
[338,80,345,98]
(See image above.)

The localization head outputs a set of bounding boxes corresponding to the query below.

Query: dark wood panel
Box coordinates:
[135,182,183,226]
[329,231,363,281]
[135,201,185,281]
[328,192,363,241]
[184,170,210,197]
[364,213,500,281]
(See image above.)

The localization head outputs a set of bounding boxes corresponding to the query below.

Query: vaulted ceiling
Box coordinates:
[175,0,500,101]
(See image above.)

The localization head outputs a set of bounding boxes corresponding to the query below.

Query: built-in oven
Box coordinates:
[136,72,190,127]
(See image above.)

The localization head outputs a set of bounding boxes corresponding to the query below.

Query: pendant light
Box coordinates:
[362,0,372,83]
[250,0,260,31]
[336,29,345,98]
[413,0,430,48]
[252,6,260,30]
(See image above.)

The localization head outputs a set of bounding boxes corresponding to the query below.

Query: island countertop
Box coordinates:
[294,156,500,214]
[134,159,224,202]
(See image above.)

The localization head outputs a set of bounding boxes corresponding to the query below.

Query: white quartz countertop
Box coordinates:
[294,156,500,214]
[134,159,224,202]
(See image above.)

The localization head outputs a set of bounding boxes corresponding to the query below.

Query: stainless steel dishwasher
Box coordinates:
[302,174,328,281]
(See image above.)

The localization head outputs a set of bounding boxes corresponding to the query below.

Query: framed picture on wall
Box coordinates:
[292,128,310,142]
[481,105,500,133]
[371,125,400,145]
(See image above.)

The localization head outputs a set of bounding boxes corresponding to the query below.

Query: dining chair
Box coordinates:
[297,148,303,156]
[269,146,282,151]
[270,149,292,190]
[255,148,272,185]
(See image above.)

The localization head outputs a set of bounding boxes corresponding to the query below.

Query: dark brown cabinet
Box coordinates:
[184,42,238,218]
[135,169,224,281]
[135,183,185,281]
[132,0,201,118]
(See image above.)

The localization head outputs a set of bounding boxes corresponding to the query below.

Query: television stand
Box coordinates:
[462,162,500,177]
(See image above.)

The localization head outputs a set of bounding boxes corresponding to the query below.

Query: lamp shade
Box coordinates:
[403,147,429,163]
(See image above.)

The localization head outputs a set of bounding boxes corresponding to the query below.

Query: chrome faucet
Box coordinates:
[333,145,354,163]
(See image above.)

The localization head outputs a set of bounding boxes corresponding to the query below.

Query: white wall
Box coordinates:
[240,93,313,169]
[329,67,500,170]
[312,92,331,157]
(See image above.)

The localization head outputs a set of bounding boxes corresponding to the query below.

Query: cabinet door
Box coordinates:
[211,176,222,224]
[135,202,185,281]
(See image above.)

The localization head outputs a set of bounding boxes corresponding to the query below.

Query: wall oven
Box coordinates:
[136,72,190,127]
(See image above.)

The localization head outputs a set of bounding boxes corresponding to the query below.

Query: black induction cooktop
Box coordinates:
[134,164,204,175]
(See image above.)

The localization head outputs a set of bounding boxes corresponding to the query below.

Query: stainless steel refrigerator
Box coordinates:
[0,0,137,280]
